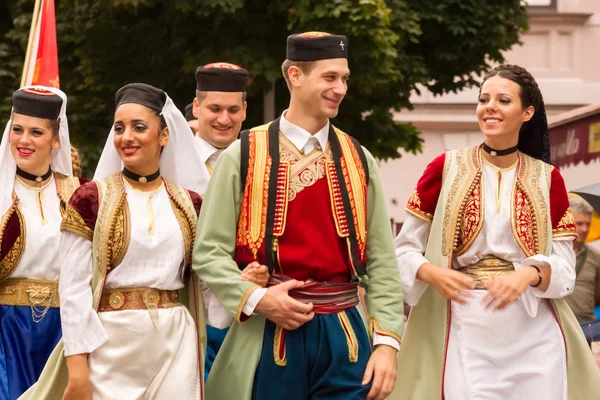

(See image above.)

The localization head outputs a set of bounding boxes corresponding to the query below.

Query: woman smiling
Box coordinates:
[0,86,83,400]
[393,65,600,399]
[20,83,207,400]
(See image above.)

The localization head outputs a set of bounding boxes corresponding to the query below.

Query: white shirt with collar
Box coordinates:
[242,112,400,351]
[279,111,329,154]
[196,134,236,328]
[194,135,221,195]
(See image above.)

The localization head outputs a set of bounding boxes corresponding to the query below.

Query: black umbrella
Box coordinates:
[572,183,600,214]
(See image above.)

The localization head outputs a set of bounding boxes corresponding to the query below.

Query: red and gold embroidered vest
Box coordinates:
[405,146,577,257]
[235,118,369,281]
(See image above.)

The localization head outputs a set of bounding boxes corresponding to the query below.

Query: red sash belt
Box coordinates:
[268,274,359,314]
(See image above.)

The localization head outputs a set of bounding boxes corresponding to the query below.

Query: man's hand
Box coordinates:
[362,344,398,400]
[241,261,270,287]
[254,279,314,330]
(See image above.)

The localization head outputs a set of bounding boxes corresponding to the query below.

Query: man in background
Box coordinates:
[565,196,600,322]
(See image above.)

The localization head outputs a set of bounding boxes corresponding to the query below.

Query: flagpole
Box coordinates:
[20,0,42,87]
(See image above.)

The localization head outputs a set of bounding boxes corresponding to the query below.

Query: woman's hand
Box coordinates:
[62,379,92,400]
[241,261,270,287]
[417,262,475,303]
[483,266,539,311]
[63,354,92,400]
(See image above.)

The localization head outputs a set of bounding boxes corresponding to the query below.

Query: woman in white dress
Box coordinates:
[58,83,207,400]
[0,86,81,400]
[392,64,600,400]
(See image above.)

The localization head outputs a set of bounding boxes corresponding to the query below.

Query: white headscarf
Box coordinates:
[93,92,207,195]
[0,85,72,217]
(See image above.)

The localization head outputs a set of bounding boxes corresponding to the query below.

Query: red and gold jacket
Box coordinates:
[405,147,577,257]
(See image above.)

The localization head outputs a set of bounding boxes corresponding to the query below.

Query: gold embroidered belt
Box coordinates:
[457,255,515,290]
[268,274,359,314]
[99,287,181,312]
[0,278,60,308]
[0,278,59,323]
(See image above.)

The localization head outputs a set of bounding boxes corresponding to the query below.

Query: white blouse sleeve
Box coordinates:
[516,238,576,317]
[59,232,108,356]
[394,214,432,306]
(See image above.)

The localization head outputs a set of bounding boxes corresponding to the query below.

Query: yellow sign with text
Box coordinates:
[589,122,600,153]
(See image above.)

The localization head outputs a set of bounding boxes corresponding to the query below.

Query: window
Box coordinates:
[526,0,557,10]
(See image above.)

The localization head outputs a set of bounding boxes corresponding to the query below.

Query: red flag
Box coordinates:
[21,0,59,88]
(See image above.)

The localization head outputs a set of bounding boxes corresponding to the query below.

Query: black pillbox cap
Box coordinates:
[286,32,348,61]
[195,62,249,92]
[184,103,194,121]
[115,83,166,113]
[12,87,62,120]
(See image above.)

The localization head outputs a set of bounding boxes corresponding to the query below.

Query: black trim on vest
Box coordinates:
[329,126,367,277]
[238,120,370,277]
[264,119,282,273]
[239,129,250,187]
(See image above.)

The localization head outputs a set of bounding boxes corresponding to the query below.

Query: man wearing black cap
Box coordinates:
[193,62,248,176]
[193,62,271,383]
[184,103,199,135]
[193,33,403,400]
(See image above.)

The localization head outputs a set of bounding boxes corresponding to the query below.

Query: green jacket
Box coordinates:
[192,138,404,400]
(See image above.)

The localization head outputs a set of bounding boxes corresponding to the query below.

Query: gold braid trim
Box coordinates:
[272,162,290,237]
[235,284,261,323]
[405,206,433,223]
[61,204,93,241]
[510,153,550,257]
[55,173,80,217]
[441,149,468,256]
[338,310,359,363]
[236,126,272,259]
[368,316,402,345]
[164,180,198,266]
[553,207,577,239]
[326,161,349,237]
[273,324,287,367]
[406,189,433,222]
[110,197,130,269]
[0,202,26,283]
[93,173,130,276]
[334,129,368,261]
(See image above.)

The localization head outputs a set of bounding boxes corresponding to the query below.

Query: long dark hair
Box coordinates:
[480,64,550,163]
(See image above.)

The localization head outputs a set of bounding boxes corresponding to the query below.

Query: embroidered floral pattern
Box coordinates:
[553,207,577,238]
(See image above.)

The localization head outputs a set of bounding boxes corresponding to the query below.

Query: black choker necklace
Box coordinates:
[16,166,52,183]
[482,143,519,157]
[122,168,160,184]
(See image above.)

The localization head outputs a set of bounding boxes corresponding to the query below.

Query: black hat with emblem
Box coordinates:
[286,32,348,61]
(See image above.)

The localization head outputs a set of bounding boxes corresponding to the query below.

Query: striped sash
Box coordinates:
[268,273,359,314]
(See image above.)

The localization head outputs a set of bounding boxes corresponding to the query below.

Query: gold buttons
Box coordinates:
[109,292,125,309]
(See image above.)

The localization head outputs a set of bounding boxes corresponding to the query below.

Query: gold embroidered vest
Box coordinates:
[441,146,553,257]
[0,173,80,282]
[64,173,197,309]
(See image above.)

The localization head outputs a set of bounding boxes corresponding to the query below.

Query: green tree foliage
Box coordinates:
[0,0,528,171]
